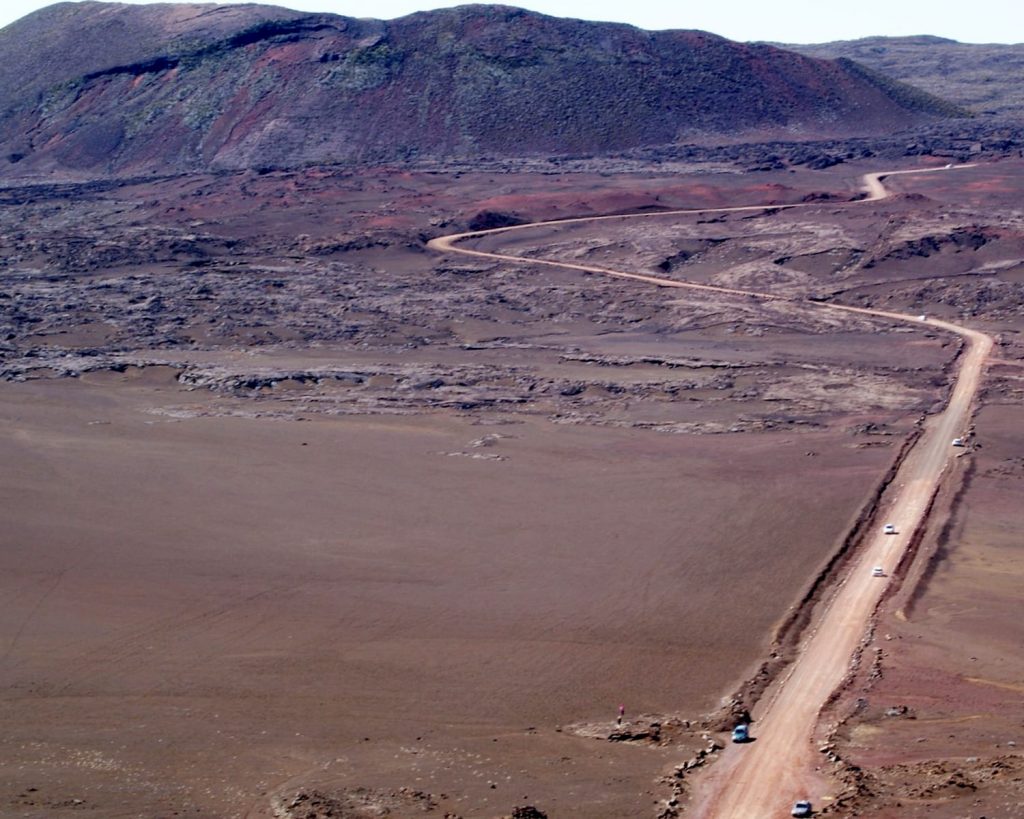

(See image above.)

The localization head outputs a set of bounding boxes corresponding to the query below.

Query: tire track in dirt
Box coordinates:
[0,569,67,666]
[48,580,310,695]
[428,165,992,818]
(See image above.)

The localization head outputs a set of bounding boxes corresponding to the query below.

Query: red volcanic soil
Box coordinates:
[0,376,897,817]
[1,159,1022,816]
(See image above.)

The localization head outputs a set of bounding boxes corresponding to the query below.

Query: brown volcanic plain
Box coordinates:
[2,157,1024,819]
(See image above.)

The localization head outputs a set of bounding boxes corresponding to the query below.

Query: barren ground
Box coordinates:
[1,158,1023,817]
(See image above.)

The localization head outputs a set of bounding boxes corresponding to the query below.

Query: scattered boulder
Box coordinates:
[509,807,547,819]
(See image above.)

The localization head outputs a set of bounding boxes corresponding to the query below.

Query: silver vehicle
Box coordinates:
[872,566,885,577]
[791,800,812,817]
[883,523,897,535]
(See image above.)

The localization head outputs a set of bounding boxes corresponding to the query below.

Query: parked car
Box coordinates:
[872,566,885,577]
[791,800,812,817]
[731,724,749,743]
[883,523,897,535]
[952,438,965,447]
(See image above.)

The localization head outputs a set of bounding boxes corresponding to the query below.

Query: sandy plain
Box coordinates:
[1,158,1022,817]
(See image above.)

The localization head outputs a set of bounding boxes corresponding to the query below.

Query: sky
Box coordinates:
[1,0,1022,43]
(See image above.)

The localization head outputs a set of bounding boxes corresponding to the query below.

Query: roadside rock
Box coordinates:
[608,720,661,743]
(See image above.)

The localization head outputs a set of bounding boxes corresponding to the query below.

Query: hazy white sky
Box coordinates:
[2,0,1022,43]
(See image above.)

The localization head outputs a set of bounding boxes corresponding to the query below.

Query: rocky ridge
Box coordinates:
[786,35,1024,116]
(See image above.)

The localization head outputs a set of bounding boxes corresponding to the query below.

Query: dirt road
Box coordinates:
[429,165,992,817]
[689,304,991,819]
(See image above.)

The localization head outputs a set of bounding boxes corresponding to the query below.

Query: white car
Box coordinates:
[792,800,812,817]
[952,438,964,447]
[872,566,885,577]
[883,523,897,535]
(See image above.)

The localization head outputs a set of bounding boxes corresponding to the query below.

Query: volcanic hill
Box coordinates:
[787,36,1024,116]
[0,2,966,176]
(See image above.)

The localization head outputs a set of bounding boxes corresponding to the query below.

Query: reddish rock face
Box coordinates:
[0,2,964,176]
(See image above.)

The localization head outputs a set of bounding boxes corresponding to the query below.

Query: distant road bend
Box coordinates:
[429,164,993,817]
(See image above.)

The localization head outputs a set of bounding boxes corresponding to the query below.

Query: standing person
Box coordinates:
[617,704,625,726]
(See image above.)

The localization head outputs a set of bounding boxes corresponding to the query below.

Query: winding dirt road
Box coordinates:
[428,166,992,818]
